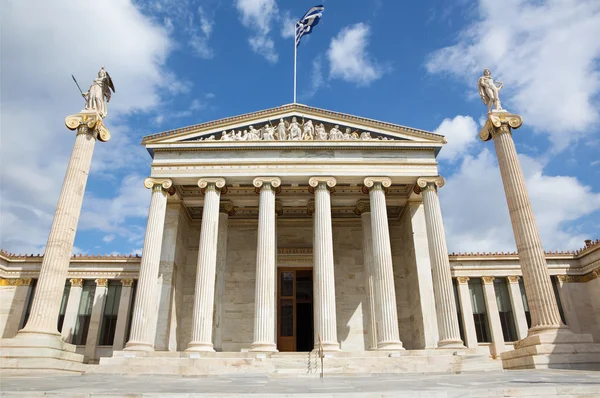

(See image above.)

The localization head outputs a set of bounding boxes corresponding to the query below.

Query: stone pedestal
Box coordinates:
[479,111,600,369]
[308,177,340,351]
[0,111,109,373]
[416,177,464,348]
[250,177,280,352]
[125,178,172,351]
[186,178,226,352]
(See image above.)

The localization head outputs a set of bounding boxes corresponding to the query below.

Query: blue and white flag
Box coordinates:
[295,5,324,47]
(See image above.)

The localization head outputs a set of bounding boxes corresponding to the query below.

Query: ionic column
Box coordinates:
[355,200,378,350]
[112,279,134,350]
[479,114,563,335]
[124,178,172,351]
[456,277,478,349]
[415,176,464,348]
[308,177,340,351]
[18,114,108,340]
[250,177,281,352]
[506,276,529,340]
[0,278,33,338]
[61,278,84,343]
[84,278,108,361]
[186,178,226,352]
[213,201,234,352]
[482,276,505,357]
[363,177,404,350]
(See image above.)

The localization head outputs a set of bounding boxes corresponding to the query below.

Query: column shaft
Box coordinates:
[213,208,230,351]
[482,277,505,357]
[310,178,340,351]
[61,279,84,343]
[368,181,403,350]
[456,277,478,349]
[187,180,223,352]
[360,210,378,350]
[251,179,279,352]
[112,279,134,350]
[20,128,97,336]
[84,279,108,361]
[419,180,463,348]
[507,276,529,340]
[492,127,562,333]
[125,180,171,351]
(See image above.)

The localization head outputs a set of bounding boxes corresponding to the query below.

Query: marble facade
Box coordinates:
[1,104,599,374]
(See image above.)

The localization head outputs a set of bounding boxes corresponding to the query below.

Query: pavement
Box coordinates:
[1,369,600,397]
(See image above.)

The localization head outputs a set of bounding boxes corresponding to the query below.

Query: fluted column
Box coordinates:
[482,276,506,357]
[85,278,108,361]
[479,114,563,335]
[363,177,404,350]
[355,200,378,350]
[186,178,226,352]
[213,201,234,352]
[18,115,107,339]
[456,277,478,349]
[250,177,281,352]
[113,279,134,350]
[124,178,172,351]
[507,276,529,340]
[61,278,84,343]
[415,176,464,348]
[308,177,340,351]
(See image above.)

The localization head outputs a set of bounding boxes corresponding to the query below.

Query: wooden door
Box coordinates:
[277,268,313,352]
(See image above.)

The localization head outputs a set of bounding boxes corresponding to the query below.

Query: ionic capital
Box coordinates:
[507,276,520,284]
[121,279,134,287]
[354,199,371,215]
[478,112,523,142]
[96,278,109,287]
[198,178,227,194]
[482,276,495,285]
[363,177,392,191]
[219,201,236,216]
[456,276,470,285]
[308,177,336,194]
[70,278,84,287]
[144,178,173,192]
[65,111,111,142]
[0,278,32,286]
[253,177,281,194]
[414,176,445,194]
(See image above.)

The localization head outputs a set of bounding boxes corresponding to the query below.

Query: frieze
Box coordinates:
[0,278,32,286]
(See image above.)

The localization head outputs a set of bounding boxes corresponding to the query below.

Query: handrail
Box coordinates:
[317,332,324,378]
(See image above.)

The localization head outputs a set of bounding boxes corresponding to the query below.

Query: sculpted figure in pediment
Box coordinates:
[247,126,260,140]
[302,120,315,140]
[289,117,302,140]
[276,118,288,140]
[329,125,343,140]
[360,132,372,140]
[263,124,275,140]
[316,123,328,140]
[220,130,232,141]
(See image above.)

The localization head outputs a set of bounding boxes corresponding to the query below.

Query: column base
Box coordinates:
[0,332,86,374]
[249,343,278,352]
[186,342,215,352]
[123,341,155,352]
[376,340,405,351]
[437,339,466,349]
[501,328,600,370]
[315,342,341,352]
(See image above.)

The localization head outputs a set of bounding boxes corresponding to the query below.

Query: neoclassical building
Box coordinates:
[1,104,599,374]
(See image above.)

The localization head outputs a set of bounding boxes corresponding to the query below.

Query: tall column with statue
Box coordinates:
[477,69,599,369]
[0,68,115,373]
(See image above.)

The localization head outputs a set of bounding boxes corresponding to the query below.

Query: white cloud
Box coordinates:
[235,0,279,63]
[425,0,600,149]
[280,11,296,39]
[435,115,479,162]
[440,149,600,253]
[189,6,215,59]
[0,0,174,253]
[327,23,384,86]
[103,235,116,243]
[300,56,324,100]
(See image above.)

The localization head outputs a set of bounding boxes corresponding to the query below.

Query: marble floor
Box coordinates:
[1,369,599,397]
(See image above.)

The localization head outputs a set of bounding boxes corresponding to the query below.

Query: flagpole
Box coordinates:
[293,24,297,103]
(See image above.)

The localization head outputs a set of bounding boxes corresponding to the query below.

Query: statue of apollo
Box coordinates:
[478,68,503,114]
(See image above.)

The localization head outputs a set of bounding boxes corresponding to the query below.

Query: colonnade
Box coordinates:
[124,175,464,352]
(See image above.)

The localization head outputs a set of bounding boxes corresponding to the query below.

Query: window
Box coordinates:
[20,279,38,328]
[551,276,567,325]
[494,278,518,342]
[98,280,122,346]
[452,279,465,343]
[468,278,491,343]
[57,282,71,332]
[518,279,531,328]
[72,280,96,345]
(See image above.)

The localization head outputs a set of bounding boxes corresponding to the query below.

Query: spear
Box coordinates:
[71,74,86,102]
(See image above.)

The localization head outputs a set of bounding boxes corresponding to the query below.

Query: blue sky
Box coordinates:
[1,0,599,255]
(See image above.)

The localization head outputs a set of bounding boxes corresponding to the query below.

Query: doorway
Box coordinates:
[277,268,313,352]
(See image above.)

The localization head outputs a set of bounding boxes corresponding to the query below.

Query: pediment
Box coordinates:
[141,103,445,145]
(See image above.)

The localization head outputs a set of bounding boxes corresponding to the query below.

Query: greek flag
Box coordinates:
[295,5,324,47]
